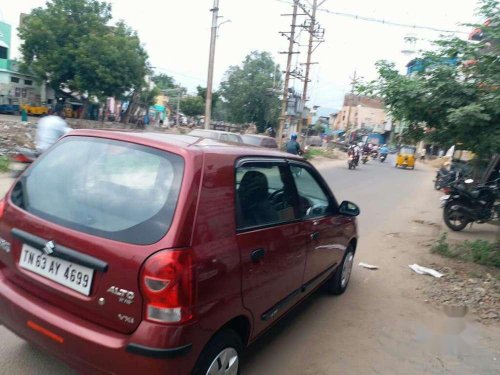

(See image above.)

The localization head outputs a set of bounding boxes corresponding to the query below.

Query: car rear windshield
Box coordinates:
[14,136,184,245]
[241,135,261,146]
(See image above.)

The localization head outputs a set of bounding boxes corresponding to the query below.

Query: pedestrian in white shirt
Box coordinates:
[35,111,71,153]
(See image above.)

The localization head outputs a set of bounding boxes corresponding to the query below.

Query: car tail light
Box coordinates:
[12,154,31,163]
[0,198,5,220]
[140,249,194,324]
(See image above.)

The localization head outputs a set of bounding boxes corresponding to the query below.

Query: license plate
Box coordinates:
[19,244,94,296]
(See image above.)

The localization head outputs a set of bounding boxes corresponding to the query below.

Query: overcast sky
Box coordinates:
[2,0,480,111]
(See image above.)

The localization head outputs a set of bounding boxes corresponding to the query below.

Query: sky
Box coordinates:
[1,0,480,112]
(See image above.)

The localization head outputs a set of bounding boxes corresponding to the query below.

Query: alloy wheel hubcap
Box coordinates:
[206,348,239,375]
[341,253,354,288]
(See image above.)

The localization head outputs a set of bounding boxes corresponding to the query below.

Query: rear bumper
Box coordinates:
[0,271,198,374]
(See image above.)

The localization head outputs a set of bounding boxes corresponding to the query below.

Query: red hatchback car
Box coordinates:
[0,130,359,374]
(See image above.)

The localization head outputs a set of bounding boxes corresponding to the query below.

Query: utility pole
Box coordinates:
[176,87,182,126]
[344,70,357,140]
[277,0,299,146]
[204,0,219,130]
[298,0,325,143]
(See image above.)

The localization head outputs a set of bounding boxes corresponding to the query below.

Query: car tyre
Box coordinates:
[193,329,243,375]
[326,245,355,295]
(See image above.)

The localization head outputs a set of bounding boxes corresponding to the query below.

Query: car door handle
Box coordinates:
[251,248,266,263]
[310,232,320,241]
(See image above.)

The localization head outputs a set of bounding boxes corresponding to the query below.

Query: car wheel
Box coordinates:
[193,329,243,375]
[443,205,469,231]
[327,245,355,295]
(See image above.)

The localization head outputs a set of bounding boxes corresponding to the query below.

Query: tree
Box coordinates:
[18,0,149,114]
[181,95,205,116]
[196,86,220,111]
[152,73,176,90]
[357,0,500,158]
[219,51,282,132]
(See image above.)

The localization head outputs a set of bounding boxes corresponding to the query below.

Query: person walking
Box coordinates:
[35,111,71,153]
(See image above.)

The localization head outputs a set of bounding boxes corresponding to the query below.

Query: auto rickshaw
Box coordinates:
[395,146,416,169]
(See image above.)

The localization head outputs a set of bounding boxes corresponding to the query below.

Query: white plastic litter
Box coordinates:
[409,264,444,278]
[359,262,379,270]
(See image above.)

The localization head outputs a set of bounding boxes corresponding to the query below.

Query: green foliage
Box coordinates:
[181,95,205,116]
[139,86,161,108]
[357,0,500,157]
[18,0,149,100]
[152,74,176,90]
[196,86,220,111]
[458,240,500,268]
[432,232,500,268]
[219,51,282,132]
[0,156,9,172]
[431,233,455,257]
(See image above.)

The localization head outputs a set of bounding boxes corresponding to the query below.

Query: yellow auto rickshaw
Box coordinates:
[395,146,416,169]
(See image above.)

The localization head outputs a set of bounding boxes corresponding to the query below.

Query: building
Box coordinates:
[333,94,387,132]
[0,20,54,108]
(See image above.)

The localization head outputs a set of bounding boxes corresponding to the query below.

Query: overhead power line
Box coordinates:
[317,8,468,34]
[275,0,467,34]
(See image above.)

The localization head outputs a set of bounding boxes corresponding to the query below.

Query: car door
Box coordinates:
[235,159,307,335]
[289,161,352,284]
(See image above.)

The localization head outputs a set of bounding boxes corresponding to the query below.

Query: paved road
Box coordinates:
[1,157,499,374]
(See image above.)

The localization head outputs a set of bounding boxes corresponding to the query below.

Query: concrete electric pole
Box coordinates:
[299,0,325,139]
[204,0,219,130]
[277,0,299,146]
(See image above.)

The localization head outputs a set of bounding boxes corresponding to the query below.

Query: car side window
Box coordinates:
[228,134,240,143]
[290,165,331,219]
[220,134,229,141]
[236,162,298,230]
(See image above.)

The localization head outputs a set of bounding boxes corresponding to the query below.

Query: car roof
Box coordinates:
[190,129,239,135]
[65,129,299,159]
[241,134,274,139]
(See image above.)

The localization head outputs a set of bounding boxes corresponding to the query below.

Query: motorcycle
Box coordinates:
[441,178,500,231]
[379,153,387,163]
[348,155,357,170]
[361,152,369,164]
[10,147,38,177]
[371,150,378,159]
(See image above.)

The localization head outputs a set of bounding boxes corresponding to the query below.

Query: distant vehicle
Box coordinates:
[305,136,323,147]
[0,104,20,115]
[241,134,278,149]
[21,104,50,116]
[188,129,243,143]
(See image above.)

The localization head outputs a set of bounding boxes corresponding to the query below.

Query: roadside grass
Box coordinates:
[303,147,339,161]
[432,232,500,268]
[0,156,9,172]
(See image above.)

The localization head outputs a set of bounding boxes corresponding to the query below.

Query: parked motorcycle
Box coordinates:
[441,178,500,231]
[10,147,38,177]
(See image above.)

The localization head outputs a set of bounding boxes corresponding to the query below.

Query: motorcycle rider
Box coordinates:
[380,144,389,157]
[285,133,303,155]
[348,144,360,166]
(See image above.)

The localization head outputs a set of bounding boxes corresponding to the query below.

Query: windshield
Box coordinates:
[241,135,262,146]
[18,136,184,245]
[400,147,415,154]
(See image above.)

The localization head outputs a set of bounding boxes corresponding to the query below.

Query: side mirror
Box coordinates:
[339,200,360,216]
